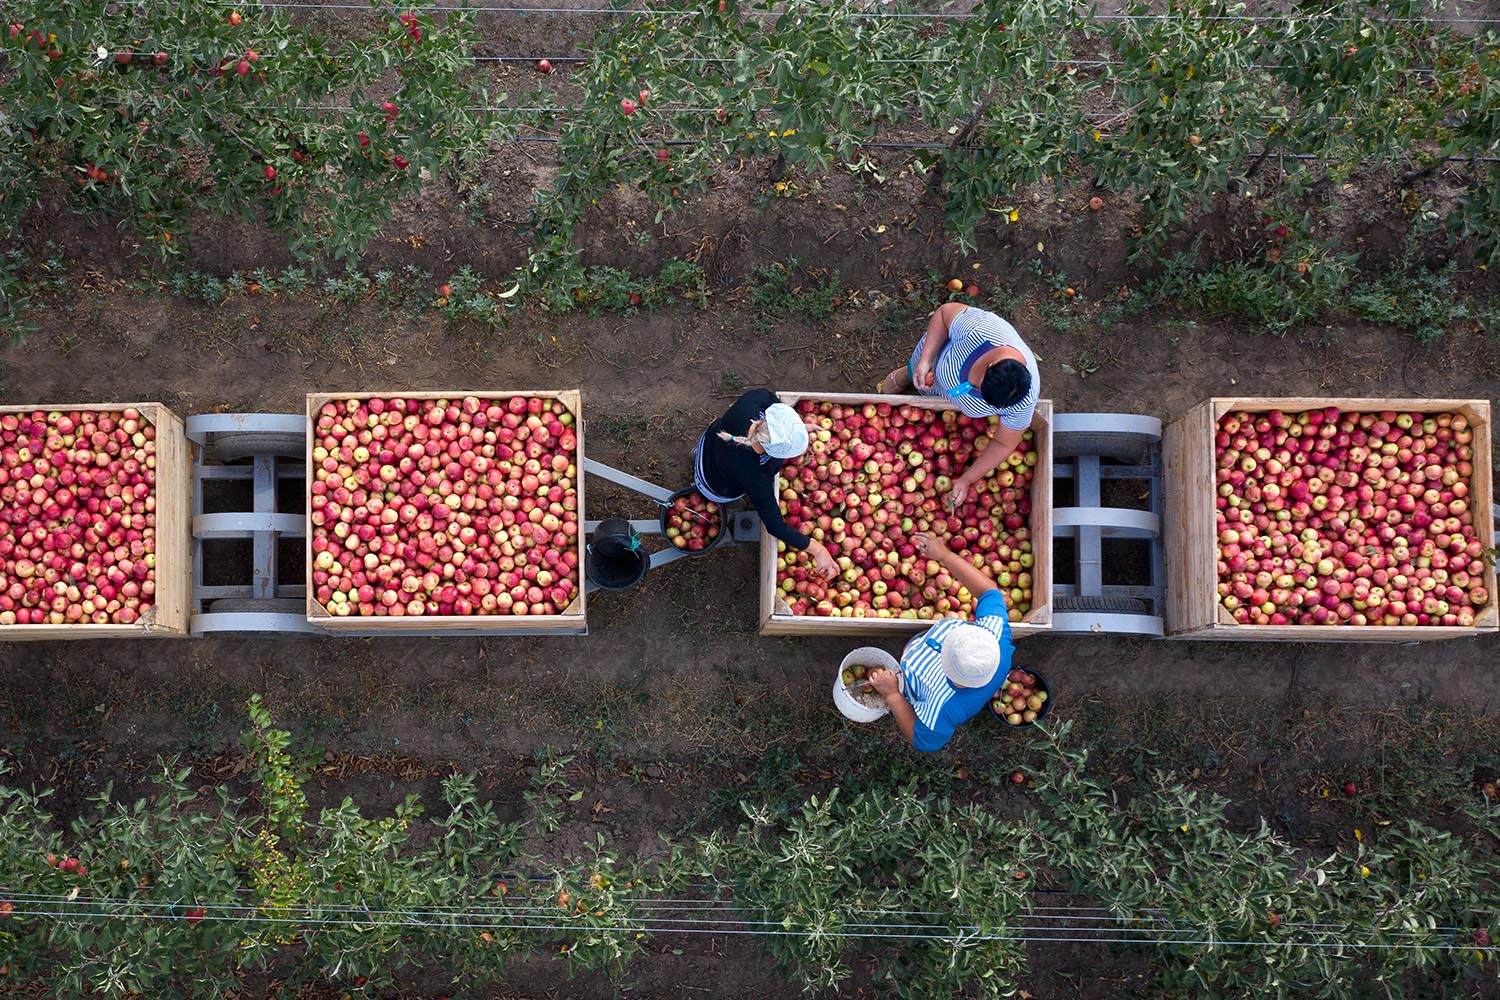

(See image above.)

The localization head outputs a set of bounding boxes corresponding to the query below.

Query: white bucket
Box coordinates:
[833,646,902,723]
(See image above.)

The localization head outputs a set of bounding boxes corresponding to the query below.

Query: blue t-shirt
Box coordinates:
[898,589,1013,752]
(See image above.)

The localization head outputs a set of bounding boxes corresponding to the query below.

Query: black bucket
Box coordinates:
[658,486,729,556]
[586,518,650,591]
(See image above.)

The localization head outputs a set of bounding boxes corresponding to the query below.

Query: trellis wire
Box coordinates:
[175,1,1500,24]
[411,129,1500,164]
[78,42,1456,75]
[0,901,1481,951]
[0,891,1474,938]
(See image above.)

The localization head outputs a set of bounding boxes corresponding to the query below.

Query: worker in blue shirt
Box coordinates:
[866,532,1013,751]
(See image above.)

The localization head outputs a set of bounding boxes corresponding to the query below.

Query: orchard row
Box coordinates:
[2,0,1497,298]
[0,701,1492,1000]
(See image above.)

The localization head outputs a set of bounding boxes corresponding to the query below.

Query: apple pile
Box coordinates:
[664,490,721,551]
[1215,407,1490,627]
[991,668,1047,726]
[776,400,1038,621]
[0,407,159,627]
[839,661,887,710]
[310,395,580,618]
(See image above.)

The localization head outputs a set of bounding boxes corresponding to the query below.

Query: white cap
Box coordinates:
[940,623,1001,688]
[762,403,809,460]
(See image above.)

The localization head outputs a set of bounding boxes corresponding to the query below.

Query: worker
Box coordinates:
[878,302,1039,508]
[866,531,1013,751]
[696,389,837,580]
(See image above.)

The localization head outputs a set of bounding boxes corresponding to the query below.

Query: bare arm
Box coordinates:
[915,532,1000,599]
[885,691,917,744]
[914,303,969,384]
[871,668,917,744]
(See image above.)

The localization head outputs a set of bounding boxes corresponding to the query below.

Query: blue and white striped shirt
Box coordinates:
[899,590,1013,752]
[909,307,1039,430]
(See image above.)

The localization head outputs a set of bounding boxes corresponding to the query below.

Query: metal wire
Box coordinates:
[0,892,1474,940]
[1,901,1480,951]
[80,44,1453,74]
[459,131,1500,164]
[177,1,1500,24]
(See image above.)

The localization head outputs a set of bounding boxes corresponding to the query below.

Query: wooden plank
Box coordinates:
[144,404,193,636]
[1167,397,1496,641]
[1471,402,1498,629]
[304,390,586,634]
[1026,401,1054,630]
[1162,400,1214,638]
[0,401,192,640]
[1183,622,1485,642]
[1209,396,1491,419]
[759,391,1054,637]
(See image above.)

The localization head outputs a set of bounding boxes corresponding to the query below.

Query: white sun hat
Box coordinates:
[940,623,1001,688]
[762,402,810,460]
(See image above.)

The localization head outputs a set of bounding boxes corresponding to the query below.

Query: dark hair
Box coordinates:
[979,359,1030,409]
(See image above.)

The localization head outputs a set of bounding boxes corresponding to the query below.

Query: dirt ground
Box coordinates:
[4,3,1500,996]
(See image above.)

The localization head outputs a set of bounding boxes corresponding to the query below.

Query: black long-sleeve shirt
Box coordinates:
[699,389,812,550]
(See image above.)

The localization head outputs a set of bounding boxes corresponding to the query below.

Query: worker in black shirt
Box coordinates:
[695,389,838,580]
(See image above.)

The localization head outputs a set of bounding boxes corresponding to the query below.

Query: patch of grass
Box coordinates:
[457,180,494,227]
[1142,242,1498,343]
[701,744,804,827]
[599,413,650,444]
[1145,241,1357,333]
[983,282,1023,317]
[794,272,843,325]
[1348,260,1497,344]
[0,244,67,345]
[564,677,653,775]
[878,298,925,338]
[747,257,846,333]
[1060,350,1104,379]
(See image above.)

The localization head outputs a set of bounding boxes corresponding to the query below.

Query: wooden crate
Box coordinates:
[305,391,586,634]
[1163,397,1497,641]
[0,402,192,640]
[758,393,1053,637]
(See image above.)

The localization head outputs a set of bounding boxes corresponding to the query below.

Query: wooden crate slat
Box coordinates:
[304,390,586,634]
[145,403,193,636]
[0,401,192,640]
[1165,397,1497,641]
[759,392,1054,637]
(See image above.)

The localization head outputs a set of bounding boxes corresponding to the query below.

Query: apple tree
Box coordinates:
[0,0,504,262]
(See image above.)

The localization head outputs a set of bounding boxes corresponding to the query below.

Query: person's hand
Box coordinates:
[944,478,971,510]
[868,668,902,698]
[913,359,935,390]
[913,532,949,559]
[809,540,838,581]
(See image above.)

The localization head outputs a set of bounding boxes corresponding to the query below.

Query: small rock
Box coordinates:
[646,764,664,779]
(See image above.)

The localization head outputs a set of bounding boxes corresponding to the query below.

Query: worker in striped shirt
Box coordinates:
[879,303,1040,509]
[866,532,1013,752]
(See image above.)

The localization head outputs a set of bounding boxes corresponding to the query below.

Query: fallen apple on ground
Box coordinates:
[0,407,159,626]
[310,395,580,618]
[664,490,721,551]
[775,399,1038,622]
